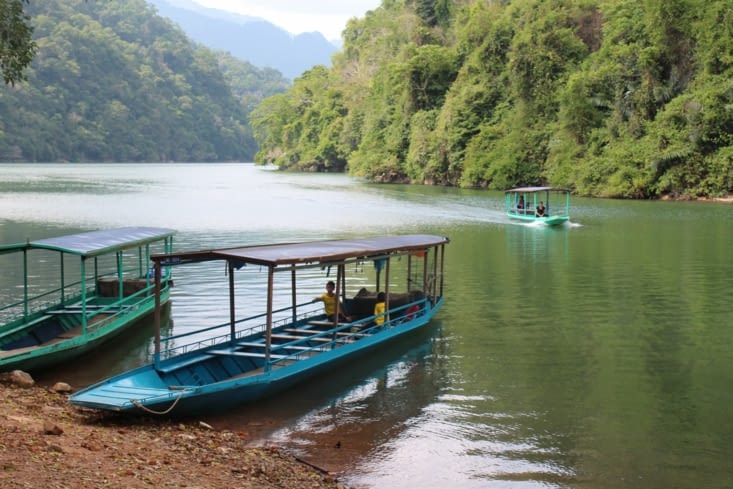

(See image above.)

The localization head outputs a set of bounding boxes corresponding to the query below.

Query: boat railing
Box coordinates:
[84,287,162,332]
[157,296,431,364]
[43,274,171,333]
[0,266,170,325]
[263,298,431,367]
[157,301,322,360]
[0,289,62,324]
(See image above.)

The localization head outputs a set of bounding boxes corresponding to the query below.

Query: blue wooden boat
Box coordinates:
[69,234,449,416]
[0,227,175,373]
[505,186,570,226]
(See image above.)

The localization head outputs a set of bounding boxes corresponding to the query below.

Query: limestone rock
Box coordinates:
[50,382,72,393]
[0,370,36,387]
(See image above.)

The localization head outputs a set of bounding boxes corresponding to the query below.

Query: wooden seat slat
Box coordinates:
[270,334,330,342]
[208,349,287,360]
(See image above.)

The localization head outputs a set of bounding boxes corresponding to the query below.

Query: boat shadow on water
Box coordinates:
[212,320,447,473]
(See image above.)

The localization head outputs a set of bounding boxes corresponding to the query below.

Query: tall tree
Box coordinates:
[0,0,36,84]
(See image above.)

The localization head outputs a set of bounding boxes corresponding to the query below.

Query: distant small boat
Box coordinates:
[69,234,449,416]
[0,227,175,373]
[505,186,570,226]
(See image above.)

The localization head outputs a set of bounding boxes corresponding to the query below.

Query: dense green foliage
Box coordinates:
[0,0,36,84]
[0,0,289,162]
[251,0,733,198]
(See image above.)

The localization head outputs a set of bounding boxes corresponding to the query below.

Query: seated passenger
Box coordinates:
[374,292,386,327]
[313,280,351,322]
[404,303,420,321]
[535,201,546,217]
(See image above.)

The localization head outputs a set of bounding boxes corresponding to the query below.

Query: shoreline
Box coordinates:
[0,380,349,489]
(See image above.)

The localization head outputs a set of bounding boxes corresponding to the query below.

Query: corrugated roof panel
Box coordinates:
[29,227,176,256]
[505,186,569,193]
[159,235,448,267]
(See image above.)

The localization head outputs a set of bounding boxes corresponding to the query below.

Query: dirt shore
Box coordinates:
[0,380,350,489]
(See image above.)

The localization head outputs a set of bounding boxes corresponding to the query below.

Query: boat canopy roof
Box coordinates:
[153,234,449,268]
[505,186,569,193]
[0,227,175,257]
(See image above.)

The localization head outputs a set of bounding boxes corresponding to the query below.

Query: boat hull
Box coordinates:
[70,298,442,417]
[506,212,569,226]
[0,290,169,372]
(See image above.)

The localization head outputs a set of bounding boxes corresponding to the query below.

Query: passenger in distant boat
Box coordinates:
[535,201,546,217]
[404,303,420,321]
[374,292,386,327]
[313,280,351,322]
[517,196,525,212]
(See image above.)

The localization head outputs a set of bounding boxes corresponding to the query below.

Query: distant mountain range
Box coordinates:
[148,0,339,80]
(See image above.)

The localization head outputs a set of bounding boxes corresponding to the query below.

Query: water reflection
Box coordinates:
[209,323,446,475]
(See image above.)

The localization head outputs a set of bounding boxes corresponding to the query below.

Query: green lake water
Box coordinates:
[1,163,731,488]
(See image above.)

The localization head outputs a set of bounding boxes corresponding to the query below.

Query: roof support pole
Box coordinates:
[439,243,445,297]
[422,251,428,298]
[153,260,162,367]
[291,265,297,325]
[81,257,88,333]
[407,253,412,291]
[384,257,390,325]
[265,266,274,371]
[60,252,66,304]
[432,246,439,302]
[229,261,236,342]
[116,251,123,306]
[22,248,28,319]
[333,264,344,327]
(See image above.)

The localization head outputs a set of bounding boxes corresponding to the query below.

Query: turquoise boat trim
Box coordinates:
[0,227,176,372]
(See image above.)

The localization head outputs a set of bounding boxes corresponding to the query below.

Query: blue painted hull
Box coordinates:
[505,211,569,226]
[70,298,442,417]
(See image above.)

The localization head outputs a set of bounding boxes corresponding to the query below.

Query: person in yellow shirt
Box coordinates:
[313,281,350,322]
[374,292,386,327]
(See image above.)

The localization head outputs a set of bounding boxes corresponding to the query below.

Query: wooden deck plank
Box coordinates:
[207,349,287,360]
[270,333,331,342]
[307,320,349,328]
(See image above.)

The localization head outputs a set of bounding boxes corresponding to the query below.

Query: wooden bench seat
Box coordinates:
[156,354,212,373]
[283,327,369,339]
[280,345,315,351]
[308,320,349,328]
[236,340,318,352]
[284,328,321,334]
[1,315,52,337]
[207,349,287,360]
[236,341,267,348]
[270,333,331,342]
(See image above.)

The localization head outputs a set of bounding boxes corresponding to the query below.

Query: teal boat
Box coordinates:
[0,227,175,373]
[69,234,449,417]
[505,186,570,226]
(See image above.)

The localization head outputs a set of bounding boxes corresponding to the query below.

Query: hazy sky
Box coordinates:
[191,1,381,40]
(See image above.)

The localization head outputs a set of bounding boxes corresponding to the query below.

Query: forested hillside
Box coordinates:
[0,0,289,162]
[251,0,733,199]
